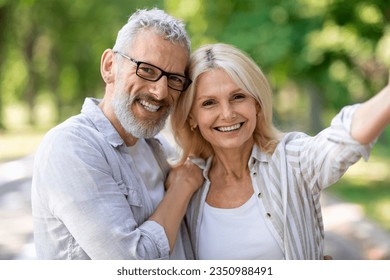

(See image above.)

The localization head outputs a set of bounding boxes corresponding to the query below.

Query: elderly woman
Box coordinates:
[169,43,390,260]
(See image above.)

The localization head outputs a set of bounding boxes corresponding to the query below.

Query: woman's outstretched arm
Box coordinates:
[351,74,390,144]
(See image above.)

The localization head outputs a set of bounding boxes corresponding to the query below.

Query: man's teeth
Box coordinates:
[217,123,242,132]
[139,100,160,112]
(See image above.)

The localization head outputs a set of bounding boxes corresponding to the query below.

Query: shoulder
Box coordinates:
[35,114,105,162]
[275,131,311,149]
[45,115,98,144]
[154,132,180,161]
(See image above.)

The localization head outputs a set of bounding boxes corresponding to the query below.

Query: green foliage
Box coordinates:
[0,0,388,134]
[0,0,163,126]
[181,0,389,133]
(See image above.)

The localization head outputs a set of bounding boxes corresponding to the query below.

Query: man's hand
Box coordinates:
[165,159,204,194]
[150,159,203,252]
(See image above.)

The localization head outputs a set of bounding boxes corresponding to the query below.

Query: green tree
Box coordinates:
[0,0,164,128]
[0,0,14,130]
[180,0,389,134]
[0,0,388,135]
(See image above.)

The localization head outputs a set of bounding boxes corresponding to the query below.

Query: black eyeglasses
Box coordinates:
[113,51,192,92]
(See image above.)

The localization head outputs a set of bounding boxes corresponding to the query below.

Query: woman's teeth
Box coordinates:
[139,100,160,112]
[216,123,242,132]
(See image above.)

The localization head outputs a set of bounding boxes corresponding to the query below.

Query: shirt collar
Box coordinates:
[190,144,270,177]
[248,144,269,170]
[81,97,124,147]
[188,156,212,180]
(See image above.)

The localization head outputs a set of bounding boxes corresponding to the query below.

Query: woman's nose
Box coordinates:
[221,103,236,120]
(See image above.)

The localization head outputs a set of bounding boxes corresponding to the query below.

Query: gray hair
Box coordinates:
[113,8,191,54]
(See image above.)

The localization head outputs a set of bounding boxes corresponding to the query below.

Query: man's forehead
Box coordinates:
[129,31,189,72]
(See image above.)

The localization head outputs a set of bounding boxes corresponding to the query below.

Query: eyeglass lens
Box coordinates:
[136,63,187,91]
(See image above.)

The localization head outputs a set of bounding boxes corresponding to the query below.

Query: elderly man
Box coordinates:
[32,8,202,260]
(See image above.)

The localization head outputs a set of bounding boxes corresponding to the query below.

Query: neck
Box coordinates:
[211,143,253,179]
[123,132,138,146]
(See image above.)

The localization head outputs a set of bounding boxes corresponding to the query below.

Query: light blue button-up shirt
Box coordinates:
[31,98,180,259]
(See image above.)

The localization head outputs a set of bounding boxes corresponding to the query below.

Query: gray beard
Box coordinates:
[112,91,171,139]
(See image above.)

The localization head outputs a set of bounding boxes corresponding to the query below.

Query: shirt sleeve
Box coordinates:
[33,126,170,259]
[286,104,374,193]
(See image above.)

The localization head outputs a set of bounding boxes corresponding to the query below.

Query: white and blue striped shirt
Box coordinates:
[186,104,373,259]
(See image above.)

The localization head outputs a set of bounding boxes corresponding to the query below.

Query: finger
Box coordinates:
[187,155,206,168]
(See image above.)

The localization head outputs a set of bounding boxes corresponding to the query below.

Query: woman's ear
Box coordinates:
[256,102,261,116]
[188,114,198,131]
[101,49,115,84]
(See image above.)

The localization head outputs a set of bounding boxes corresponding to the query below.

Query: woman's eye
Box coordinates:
[233,94,245,100]
[202,100,215,107]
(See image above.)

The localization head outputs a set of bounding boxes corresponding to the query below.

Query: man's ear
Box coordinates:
[100,49,115,84]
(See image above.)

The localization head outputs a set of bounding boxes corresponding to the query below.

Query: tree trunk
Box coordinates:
[23,24,38,126]
[0,5,10,131]
[49,48,62,124]
[305,82,324,134]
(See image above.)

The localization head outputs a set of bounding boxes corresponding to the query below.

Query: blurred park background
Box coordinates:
[0,0,389,259]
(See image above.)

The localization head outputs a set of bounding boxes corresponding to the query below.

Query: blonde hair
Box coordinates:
[171,43,282,164]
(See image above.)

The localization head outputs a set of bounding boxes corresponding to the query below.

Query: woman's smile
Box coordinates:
[214,122,244,132]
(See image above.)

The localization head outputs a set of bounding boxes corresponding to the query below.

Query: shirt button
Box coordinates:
[253,172,257,176]
[258,192,263,198]
[266,213,271,218]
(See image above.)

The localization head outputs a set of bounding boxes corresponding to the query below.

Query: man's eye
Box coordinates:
[169,75,184,84]
[139,66,156,76]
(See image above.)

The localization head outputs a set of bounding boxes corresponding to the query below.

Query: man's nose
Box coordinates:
[149,75,169,100]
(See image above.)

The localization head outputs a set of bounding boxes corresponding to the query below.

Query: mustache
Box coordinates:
[133,93,170,107]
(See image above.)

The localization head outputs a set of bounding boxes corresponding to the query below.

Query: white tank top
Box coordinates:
[198,194,284,259]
